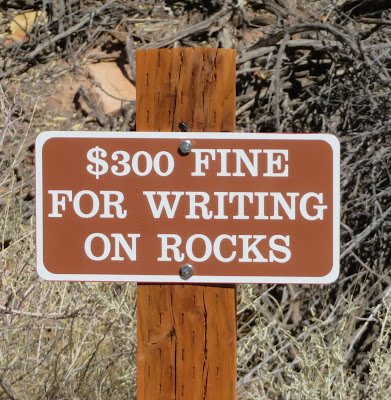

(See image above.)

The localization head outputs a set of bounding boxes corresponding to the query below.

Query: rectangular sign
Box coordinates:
[35,131,340,284]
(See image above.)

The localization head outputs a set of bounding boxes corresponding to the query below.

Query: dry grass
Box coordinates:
[1,0,391,399]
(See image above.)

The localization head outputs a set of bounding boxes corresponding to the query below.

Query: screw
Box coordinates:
[179,121,190,132]
[180,264,194,279]
[179,140,192,154]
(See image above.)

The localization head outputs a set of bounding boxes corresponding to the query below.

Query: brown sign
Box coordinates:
[36,132,340,283]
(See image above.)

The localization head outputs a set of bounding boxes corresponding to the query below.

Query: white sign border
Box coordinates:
[36,131,340,284]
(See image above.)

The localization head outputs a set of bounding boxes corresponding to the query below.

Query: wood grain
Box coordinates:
[136,48,237,400]
[136,48,236,133]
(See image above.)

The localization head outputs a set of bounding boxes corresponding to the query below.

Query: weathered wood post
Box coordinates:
[136,48,237,399]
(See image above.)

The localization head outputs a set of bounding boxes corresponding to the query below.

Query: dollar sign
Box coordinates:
[86,146,109,179]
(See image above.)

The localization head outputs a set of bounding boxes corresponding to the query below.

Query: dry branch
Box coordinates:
[1,0,391,398]
[140,6,233,49]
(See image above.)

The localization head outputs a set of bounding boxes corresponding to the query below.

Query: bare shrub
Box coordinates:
[1,0,391,398]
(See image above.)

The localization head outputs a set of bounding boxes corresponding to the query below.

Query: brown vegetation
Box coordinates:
[1,0,391,398]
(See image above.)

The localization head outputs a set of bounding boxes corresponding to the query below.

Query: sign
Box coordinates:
[35,131,340,284]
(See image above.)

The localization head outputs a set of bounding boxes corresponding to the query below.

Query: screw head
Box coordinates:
[179,140,192,154]
[180,264,194,279]
[179,121,190,132]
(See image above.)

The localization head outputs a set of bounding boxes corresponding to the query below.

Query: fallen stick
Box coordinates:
[140,6,233,49]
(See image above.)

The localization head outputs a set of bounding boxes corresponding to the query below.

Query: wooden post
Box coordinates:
[136,48,237,400]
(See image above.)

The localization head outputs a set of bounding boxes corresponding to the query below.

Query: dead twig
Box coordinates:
[271,33,290,130]
[341,206,391,259]
[0,0,118,79]
[75,85,110,129]
[0,304,83,320]
[140,6,233,49]
[0,377,19,400]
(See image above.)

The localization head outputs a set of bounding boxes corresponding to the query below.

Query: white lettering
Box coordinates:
[73,190,100,218]
[85,233,140,261]
[300,192,327,220]
[239,235,268,262]
[48,190,72,217]
[254,192,268,220]
[153,151,175,176]
[143,191,184,218]
[263,149,289,177]
[84,233,111,261]
[191,149,216,176]
[229,192,253,219]
[155,234,292,264]
[186,192,213,220]
[269,235,291,263]
[132,151,153,176]
[270,192,299,220]
[214,192,228,219]
[142,191,327,221]
[216,149,231,176]
[111,150,131,176]
[213,235,236,262]
[186,234,212,262]
[232,149,263,177]
[157,234,184,261]
[100,191,127,219]
[111,233,140,260]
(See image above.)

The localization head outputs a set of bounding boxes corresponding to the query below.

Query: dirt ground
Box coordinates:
[1,0,391,399]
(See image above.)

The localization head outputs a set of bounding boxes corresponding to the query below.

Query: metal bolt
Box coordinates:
[180,264,194,279]
[179,121,190,132]
[179,140,192,154]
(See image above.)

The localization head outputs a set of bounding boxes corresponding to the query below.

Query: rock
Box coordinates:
[87,62,136,115]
